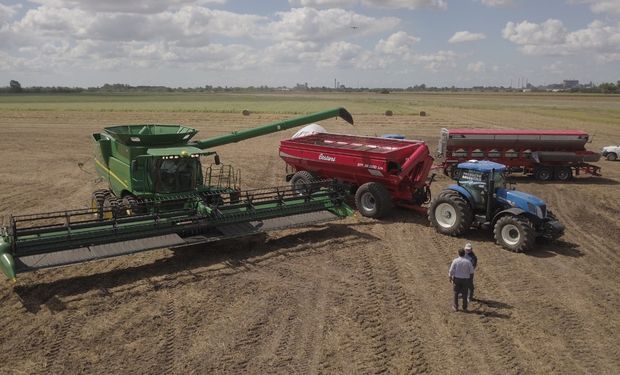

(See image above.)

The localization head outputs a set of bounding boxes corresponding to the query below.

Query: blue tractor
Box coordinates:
[428,160,565,252]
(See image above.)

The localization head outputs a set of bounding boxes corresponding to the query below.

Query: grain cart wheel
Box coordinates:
[534,166,553,181]
[554,167,572,181]
[493,215,536,252]
[355,182,393,219]
[607,152,617,161]
[91,189,111,220]
[428,193,472,236]
[290,171,318,195]
[102,196,123,219]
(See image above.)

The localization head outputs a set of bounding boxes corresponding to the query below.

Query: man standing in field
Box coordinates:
[449,248,475,312]
[464,243,478,302]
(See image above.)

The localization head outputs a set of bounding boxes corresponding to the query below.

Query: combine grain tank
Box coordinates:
[438,128,601,181]
[279,133,434,218]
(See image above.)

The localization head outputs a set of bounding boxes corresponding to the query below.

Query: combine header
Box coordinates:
[0,108,355,281]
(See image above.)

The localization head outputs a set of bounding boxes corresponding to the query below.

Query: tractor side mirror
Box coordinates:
[214,154,221,165]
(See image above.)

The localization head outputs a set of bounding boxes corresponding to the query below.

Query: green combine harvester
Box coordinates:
[0,108,355,281]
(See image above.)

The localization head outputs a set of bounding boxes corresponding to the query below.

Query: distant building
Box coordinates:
[563,80,579,89]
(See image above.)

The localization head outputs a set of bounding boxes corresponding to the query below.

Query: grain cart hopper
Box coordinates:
[429,160,565,252]
[279,133,434,218]
[0,108,355,281]
[438,128,601,181]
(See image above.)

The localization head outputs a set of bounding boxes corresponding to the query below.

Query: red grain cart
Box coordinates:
[279,133,434,218]
[438,128,601,181]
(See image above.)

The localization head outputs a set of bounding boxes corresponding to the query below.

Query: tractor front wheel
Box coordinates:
[493,215,536,252]
[355,182,393,219]
[428,193,472,236]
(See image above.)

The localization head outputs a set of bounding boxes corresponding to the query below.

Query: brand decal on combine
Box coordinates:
[318,153,336,162]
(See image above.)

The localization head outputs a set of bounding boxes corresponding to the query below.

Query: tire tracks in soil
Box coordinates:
[40,311,79,375]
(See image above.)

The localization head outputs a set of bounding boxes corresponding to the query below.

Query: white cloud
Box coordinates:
[289,0,447,9]
[503,19,620,60]
[571,0,620,16]
[467,61,486,72]
[479,0,514,7]
[266,7,400,42]
[0,3,21,24]
[414,50,457,71]
[448,31,486,43]
[375,31,420,55]
[28,0,227,14]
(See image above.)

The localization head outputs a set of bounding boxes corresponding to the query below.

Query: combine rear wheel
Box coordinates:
[355,182,393,219]
[428,193,472,236]
[290,171,318,195]
[555,167,572,181]
[493,215,535,252]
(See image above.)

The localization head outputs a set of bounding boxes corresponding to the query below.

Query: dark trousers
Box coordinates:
[453,277,468,309]
[468,273,475,300]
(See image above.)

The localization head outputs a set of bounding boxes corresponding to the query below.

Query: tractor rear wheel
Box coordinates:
[428,193,472,236]
[493,215,535,252]
[534,166,553,181]
[554,166,572,181]
[607,152,617,161]
[290,171,318,195]
[355,182,393,219]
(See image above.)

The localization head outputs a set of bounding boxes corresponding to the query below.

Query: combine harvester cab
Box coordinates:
[0,108,355,281]
[438,128,602,181]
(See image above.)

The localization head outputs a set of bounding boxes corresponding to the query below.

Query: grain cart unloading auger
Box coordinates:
[0,108,355,281]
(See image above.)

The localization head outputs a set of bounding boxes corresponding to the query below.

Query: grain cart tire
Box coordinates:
[103,196,123,219]
[91,189,111,220]
[534,166,553,181]
[290,171,318,195]
[607,152,617,161]
[428,193,472,236]
[554,167,572,181]
[493,215,536,252]
[355,182,393,219]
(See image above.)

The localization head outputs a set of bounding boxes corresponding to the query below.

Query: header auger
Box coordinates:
[1,108,354,281]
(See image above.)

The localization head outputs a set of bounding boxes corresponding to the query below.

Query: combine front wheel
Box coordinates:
[91,189,111,220]
[493,215,535,252]
[428,193,472,236]
[355,182,393,219]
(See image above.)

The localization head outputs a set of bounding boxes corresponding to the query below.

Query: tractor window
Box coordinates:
[153,158,200,193]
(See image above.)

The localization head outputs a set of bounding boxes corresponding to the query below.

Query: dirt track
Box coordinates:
[1,105,619,374]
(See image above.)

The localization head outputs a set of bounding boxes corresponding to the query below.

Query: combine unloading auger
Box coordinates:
[0,108,355,281]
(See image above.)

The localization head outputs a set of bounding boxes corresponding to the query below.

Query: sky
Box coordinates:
[0,0,619,88]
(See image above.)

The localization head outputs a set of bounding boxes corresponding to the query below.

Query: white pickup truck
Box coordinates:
[602,145,620,161]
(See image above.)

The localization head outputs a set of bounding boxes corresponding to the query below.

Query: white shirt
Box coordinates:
[449,257,474,279]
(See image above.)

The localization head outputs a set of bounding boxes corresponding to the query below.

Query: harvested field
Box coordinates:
[1,93,619,374]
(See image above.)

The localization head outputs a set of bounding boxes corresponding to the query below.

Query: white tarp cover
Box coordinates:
[291,124,326,139]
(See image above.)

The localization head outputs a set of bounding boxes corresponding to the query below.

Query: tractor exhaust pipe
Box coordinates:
[486,169,495,221]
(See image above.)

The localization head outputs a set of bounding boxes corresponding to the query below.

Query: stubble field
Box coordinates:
[0,92,619,374]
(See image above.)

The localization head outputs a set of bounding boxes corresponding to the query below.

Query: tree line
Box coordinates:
[2,80,619,94]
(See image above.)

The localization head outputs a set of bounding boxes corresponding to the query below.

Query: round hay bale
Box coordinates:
[419,111,426,117]
[242,109,251,116]
[385,110,393,116]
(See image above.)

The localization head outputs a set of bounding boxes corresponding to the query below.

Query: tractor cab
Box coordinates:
[454,160,506,210]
